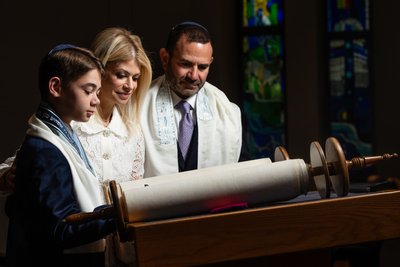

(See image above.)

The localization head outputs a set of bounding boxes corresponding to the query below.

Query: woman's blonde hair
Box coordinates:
[91,27,152,133]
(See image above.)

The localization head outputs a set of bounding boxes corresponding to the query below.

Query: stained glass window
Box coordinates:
[241,0,285,160]
[327,0,372,157]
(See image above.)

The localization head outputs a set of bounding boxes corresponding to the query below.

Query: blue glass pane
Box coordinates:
[327,0,370,32]
[329,38,372,156]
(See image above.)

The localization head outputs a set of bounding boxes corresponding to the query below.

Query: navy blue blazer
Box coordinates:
[5,135,115,267]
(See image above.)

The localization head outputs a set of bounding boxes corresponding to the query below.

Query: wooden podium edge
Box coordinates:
[129,190,400,267]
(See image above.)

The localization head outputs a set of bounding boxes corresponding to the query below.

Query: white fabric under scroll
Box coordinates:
[119,158,309,222]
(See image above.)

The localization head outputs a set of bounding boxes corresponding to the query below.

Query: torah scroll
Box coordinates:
[118,158,309,222]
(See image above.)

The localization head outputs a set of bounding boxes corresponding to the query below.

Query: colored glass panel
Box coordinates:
[242,34,285,159]
[327,0,370,32]
[327,0,372,157]
[243,0,283,27]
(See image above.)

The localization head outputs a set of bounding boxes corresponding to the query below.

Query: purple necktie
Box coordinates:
[177,101,194,160]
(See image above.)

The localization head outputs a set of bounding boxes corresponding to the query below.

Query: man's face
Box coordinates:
[162,36,213,99]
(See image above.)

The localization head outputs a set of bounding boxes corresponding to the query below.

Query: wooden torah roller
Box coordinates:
[65,137,398,241]
[274,136,398,198]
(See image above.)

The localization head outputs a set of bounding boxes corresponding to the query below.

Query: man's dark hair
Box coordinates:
[165,21,211,55]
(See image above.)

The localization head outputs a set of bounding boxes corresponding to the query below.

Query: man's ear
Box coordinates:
[159,48,169,71]
[48,77,62,97]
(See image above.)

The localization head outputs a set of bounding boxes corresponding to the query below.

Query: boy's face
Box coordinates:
[58,69,101,124]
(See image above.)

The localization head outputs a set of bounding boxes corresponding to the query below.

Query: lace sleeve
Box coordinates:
[131,130,145,180]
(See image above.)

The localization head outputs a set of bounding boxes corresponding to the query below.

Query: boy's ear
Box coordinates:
[159,48,169,71]
[48,77,62,97]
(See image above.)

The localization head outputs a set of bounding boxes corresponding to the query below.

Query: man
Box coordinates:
[141,21,242,177]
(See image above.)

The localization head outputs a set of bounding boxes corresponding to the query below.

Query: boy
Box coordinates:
[5,44,115,267]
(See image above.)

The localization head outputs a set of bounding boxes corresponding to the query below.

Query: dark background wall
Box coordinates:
[0,0,398,178]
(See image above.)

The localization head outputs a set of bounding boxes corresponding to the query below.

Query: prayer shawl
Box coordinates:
[27,104,106,254]
[141,75,242,178]
[27,104,103,211]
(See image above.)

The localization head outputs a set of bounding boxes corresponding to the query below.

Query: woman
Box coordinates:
[72,27,152,267]
[73,27,152,185]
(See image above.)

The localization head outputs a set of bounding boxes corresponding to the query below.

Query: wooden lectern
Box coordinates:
[129,190,400,267]
[65,137,400,266]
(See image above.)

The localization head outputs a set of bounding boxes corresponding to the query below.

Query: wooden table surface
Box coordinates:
[127,190,400,267]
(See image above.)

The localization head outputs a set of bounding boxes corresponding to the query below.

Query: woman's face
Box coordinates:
[100,59,140,106]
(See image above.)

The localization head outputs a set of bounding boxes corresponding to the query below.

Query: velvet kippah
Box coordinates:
[48,44,77,55]
[171,21,208,33]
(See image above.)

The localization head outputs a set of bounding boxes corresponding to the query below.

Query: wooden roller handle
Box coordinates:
[347,153,399,169]
[63,206,115,224]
